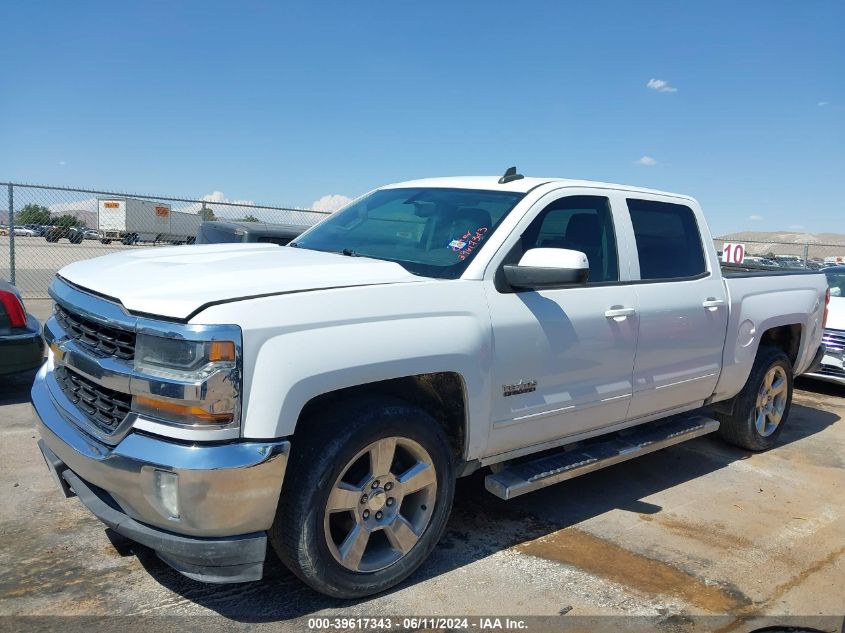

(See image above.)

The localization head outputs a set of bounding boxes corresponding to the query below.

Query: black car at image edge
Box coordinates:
[0,280,45,376]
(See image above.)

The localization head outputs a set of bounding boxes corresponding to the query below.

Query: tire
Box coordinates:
[100,239,111,245]
[269,396,456,598]
[716,346,793,451]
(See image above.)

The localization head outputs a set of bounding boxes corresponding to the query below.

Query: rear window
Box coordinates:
[626,199,707,280]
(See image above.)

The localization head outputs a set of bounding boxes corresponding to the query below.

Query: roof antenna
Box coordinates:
[498,166,524,184]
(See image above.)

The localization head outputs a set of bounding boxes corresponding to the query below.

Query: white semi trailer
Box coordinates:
[97,198,201,245]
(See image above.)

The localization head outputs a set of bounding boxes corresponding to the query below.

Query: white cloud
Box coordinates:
[817,101,829,106]
[312,194,352,212]
[180,191,257,217]
[749,214,764,221]
[634,156,657,166]
[187,191,323,224]
[647,78,678,93]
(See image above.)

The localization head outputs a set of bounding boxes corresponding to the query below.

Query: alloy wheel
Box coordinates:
[323,436,437,573]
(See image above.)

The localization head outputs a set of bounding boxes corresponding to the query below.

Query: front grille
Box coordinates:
[54,366,132,433]
[55,304,136,360]
[822,328,845,354]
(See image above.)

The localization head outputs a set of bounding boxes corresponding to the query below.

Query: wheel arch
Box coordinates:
[294,372,470,466]
[711,324,802,416]
[759,323,802,367]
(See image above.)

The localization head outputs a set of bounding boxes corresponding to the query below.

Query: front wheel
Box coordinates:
[269,397,455,598]
[716,346,793,451]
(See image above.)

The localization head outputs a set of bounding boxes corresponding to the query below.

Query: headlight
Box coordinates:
[132,333,240,427]
[135,334,236,379]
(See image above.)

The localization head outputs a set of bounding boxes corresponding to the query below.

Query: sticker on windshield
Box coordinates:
[448,239,468,250]
[455,227,489,260]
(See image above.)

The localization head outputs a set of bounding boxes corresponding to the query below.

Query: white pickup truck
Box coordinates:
[33,171,829,598]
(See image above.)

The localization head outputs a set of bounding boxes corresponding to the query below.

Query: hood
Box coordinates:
[58,244,422,319]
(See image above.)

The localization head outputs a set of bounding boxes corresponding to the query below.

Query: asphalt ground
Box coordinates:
[0,301,842,633]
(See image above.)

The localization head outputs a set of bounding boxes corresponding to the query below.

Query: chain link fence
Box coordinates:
[713,238,845,269]
[1,182,331,298]
[3,182,843,299]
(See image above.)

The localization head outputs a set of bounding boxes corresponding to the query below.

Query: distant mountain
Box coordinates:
[715,230,845,245]
[715,231,845,260]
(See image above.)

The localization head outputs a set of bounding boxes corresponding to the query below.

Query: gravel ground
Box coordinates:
[1,235,142,299]
[1,301,843,632]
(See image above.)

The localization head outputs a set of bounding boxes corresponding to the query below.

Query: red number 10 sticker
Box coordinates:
[722,242,746,264]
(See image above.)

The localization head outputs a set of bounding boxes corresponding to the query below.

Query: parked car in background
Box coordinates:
[195,220,313,245]
[772,255,806,268]
[0,279,44,376]
[13,226,38,237]
[25,224,50,237]
[83,229,98,241]
[804,265,845,387]
[742,256,778,267]
[0,225,8,236]
[45,226,85,244]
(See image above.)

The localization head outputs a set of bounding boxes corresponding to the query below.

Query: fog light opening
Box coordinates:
[153,470,180,519]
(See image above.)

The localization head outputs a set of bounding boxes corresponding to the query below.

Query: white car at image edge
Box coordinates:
[804,265,845,386]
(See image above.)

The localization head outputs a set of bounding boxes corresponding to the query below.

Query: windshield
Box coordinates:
[826,270,845,298]
[292,187,525,279]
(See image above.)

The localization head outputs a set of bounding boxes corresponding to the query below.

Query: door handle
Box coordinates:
[702,298,725,309]
[605,307,636,319]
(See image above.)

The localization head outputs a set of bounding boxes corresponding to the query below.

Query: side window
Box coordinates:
[521,196,619,283]
[626,199,706,280]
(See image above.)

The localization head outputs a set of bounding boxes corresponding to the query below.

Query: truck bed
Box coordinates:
[721,262,822,278]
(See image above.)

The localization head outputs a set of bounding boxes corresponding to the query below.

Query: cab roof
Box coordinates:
[381,176,693,201]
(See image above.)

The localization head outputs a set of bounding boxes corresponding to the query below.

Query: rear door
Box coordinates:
[623,197,729,419]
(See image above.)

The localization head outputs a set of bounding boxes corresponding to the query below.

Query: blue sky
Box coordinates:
[1,1,842,235]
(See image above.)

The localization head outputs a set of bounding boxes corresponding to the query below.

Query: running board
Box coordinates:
[485,415,720,500]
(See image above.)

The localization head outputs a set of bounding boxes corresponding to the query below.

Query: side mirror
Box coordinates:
[503,248,589,290]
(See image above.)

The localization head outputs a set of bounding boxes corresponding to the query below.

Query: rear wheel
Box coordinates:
[269,397,455,598]
[716,346,793,451]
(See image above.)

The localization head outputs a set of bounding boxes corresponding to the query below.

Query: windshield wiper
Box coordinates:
[341,248,361,257]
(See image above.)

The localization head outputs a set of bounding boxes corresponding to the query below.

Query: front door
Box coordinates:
[484,193,639,457]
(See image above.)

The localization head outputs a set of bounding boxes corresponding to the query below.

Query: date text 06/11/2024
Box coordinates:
[306,617,528,630]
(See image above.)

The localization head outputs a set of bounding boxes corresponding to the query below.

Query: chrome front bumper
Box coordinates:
[33,364,290,581]
[33,364,289,537]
